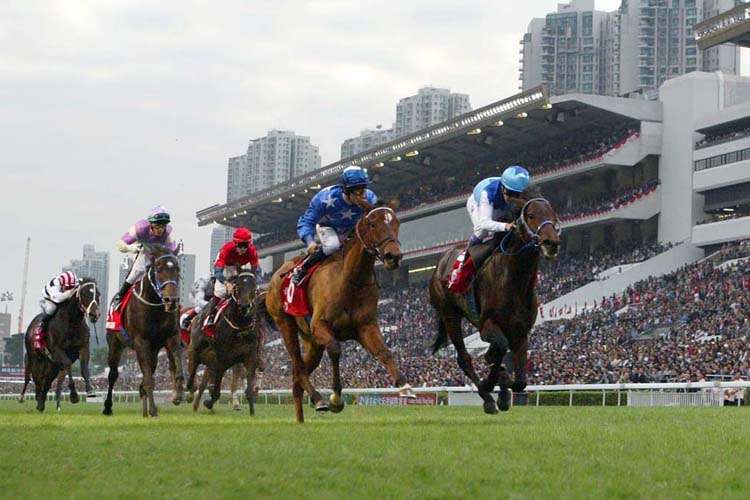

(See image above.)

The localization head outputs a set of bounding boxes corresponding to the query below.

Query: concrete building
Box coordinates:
[0,312,10,338]
[63,244,109,334]
[394,87,471,137]
[520,0,741,97]
[341,127,396,159]
[178,253,196,305]
[209,226,232,271]
[226,130,321,202]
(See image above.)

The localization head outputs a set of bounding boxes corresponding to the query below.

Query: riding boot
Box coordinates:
[111,281,133,312]
[203,296,222,329]
[291,248,326,286]
[180,309,198,331]
[33,313,54,360]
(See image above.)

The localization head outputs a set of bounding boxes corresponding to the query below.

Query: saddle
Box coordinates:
[280,260,323,317]
[105,287,135,342]
[446,237,498,294]
[201,299,231,338]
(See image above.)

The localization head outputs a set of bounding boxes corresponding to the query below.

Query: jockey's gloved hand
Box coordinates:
[306,242,319,255]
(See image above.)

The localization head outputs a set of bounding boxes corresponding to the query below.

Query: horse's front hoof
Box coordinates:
[186,391,194,404]
[398,384,417,399]
[102,406,113,416]
[314,400,329,412]
[204,399,214,410]
[328,393,345,413]
[497,391,511,412]
[483,400,499,414]
[70,392,80,404]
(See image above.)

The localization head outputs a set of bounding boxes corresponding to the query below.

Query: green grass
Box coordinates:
[1,401,750,499]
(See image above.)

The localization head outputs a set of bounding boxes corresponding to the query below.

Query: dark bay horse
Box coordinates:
[103,244,185,418]
[429,197,561,414]
[264,201,416,423]
[186,271,263,414]
[20,278,100,413]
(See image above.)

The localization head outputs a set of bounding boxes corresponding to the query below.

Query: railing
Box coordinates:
[4,381,748,407]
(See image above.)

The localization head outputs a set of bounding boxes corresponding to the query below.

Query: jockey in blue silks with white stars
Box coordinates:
[467,165,530,247]
[292,166,378,285]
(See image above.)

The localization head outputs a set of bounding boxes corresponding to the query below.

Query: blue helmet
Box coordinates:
[500,166,530,193]
[340,166,371,190]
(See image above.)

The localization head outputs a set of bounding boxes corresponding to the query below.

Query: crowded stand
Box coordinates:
[695,124,750,149]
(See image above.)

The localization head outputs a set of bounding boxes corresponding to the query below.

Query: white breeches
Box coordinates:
[213,267,240,299]
[191,288,209,313]
[125,252,152,284]
[317,225,345,256]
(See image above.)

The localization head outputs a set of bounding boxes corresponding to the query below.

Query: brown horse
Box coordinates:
[20,278,101,413]
[429,197,561,414]
[264,201,416,423]
[186,271,263,414]
[103,244,185,418]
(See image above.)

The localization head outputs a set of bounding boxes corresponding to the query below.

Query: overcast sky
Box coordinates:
[1,0,747,331]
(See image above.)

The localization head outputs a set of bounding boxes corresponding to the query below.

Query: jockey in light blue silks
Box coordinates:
[448,166,530,291]
[292,166,378,285]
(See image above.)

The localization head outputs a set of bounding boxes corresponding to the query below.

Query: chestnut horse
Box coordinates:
[186,271,263,414]
[103,244,185,418]
[429,197,561,414]
[19,278,101,412]
[264,200,416,423]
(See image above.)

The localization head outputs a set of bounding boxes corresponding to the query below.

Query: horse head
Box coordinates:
[76,278,101,324]
[354,199,403,270]
[147,244,181,312]
[232,271,257,317]
[515,197,561,259]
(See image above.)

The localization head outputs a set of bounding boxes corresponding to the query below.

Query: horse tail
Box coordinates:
[431,317,449,354]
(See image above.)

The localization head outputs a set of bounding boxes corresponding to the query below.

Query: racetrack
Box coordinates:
[1,401,749,498]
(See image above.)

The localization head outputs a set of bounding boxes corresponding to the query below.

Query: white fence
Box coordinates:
[2,381,748,407]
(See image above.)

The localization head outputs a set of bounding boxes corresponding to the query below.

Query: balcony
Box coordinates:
[692,216,750,247]
[561,185,661,230]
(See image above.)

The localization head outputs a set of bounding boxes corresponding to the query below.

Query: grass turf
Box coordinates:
[1,400,749,499]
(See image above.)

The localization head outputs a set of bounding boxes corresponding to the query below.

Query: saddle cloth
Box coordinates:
[280,261,322,317]
[201,299,231,337]
[446,250,475,294]
[105,288,135,333]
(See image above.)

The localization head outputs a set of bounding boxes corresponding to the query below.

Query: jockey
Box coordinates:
[111,206,178,311]
[291,166,377,285]
[467,165,530,247]
[33,270,80,358]
[203,227,260,329]
[179,276,215,330]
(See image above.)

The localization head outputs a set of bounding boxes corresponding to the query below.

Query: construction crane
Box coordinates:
[18,237,30,333]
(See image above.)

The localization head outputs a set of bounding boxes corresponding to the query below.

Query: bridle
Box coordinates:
[134,254,180,307]
[75,281,99,317]
[219,271,257,332]
[355,207,400,262]
[499,197,561,256]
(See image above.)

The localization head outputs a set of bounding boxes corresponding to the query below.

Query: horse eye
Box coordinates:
[528,213,536,219]
[369,222,375,228]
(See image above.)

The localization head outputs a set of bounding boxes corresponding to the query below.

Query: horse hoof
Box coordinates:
[86,391,97,398]
[328,393,345,413]
[186,392,194,404]
[483,401,499,414]
[204,400,214,410]
[314,400,329,412]
[498,401,510,412]
[102,407,113,416]
[497,391,511,412]
[233,404,241,411]
[70,393,80,404]
[398,384,417,399]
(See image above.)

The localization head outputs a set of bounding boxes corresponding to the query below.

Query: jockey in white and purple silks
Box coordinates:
[110,206,178,311]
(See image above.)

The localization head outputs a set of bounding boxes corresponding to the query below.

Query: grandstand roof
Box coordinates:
[197,86,655,234]
[695,2,750,50]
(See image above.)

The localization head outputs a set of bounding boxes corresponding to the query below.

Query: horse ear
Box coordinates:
[387,199,399,211]
[353,196,375,212]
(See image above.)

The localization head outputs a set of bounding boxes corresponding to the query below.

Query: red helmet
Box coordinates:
[233,227,252,243]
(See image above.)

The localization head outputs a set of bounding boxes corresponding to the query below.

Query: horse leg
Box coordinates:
[194,370,209,412]
[230,365,241,411]
[55,370,66,412]
[68,368,79,404]
[133,342,155,418]
[79,347,95,397]
[441,315,493,408]
[166,335,186,405]
[301,337,326,407]
[479,318,511,413]
[357,322,416,399]
[204,365,226,411]
[243,351,258,416]
[278,318,324,423]
[103,334,124,416]
[510,335,529,393]
[186,343,199,403]
[19,352,31,403]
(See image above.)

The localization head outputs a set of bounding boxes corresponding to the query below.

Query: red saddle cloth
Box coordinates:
[201,300,231,338]
[446,250,475,294]
[280,261,322,317]
[105,288,135,332]
[180,307,194,345]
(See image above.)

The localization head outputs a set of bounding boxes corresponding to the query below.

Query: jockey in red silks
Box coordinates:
[110,206,178,311]
[202,227,260,329]
[33,271,80,358]
[449,166,530,289]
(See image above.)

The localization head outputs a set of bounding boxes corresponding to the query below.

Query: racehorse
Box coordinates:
[429,196,561,414]
[19,278,100,413]
[103,244,185,418]
[186,271,263,414]
[263,200,416,423]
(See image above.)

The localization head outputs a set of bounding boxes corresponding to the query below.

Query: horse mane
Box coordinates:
[147,243,175,257]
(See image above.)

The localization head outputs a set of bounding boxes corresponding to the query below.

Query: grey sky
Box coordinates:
[0,0,746,331]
